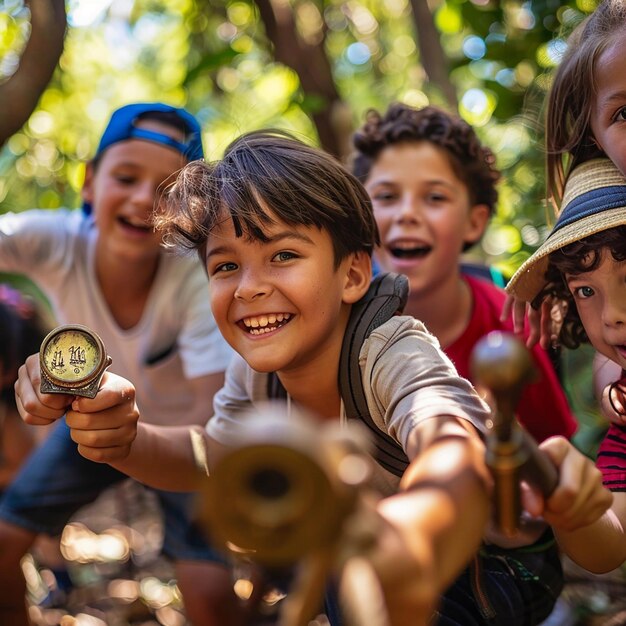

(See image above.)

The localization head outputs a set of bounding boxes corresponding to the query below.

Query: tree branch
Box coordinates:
[409,0,458,110]
[253,0,351,159]
[0,0,67,147]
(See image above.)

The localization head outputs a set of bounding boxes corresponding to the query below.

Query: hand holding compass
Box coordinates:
[19,324,138,465]
[39,324,112,399]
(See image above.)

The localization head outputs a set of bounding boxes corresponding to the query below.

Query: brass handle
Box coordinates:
[196,404,388,626]
[471,331,558,536]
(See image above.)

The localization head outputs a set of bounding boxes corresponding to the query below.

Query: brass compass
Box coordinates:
[39,324,112,398]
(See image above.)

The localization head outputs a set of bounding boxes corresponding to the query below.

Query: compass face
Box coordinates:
[41,327,102,384]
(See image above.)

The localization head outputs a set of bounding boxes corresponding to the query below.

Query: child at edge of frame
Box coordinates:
[0,284,51,490]
[502,0,626,431]
[506,157,626,575]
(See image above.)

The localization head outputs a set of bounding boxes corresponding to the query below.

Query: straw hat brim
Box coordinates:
[506,158,626,302]
[506,207,626,301]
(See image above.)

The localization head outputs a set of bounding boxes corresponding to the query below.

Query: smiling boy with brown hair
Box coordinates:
[0,103,235,625]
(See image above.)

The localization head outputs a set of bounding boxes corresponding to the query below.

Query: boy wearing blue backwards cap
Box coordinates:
[0,103,237,625]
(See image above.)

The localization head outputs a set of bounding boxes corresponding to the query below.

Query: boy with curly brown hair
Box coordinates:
[351,103,576,444]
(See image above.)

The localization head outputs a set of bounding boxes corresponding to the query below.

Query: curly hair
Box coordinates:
[534,226,626,348]
[350,103,500,215]
[155,129,379,267]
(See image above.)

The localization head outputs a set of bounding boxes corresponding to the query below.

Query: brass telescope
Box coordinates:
[196,404,389,626]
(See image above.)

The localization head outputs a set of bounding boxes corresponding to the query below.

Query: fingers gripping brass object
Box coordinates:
[470,331,558,537]
[40,324,112,399]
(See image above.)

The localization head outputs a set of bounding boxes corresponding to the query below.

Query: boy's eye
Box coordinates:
[372,191,397,203]
[212,261,238,274]
[116,175,136,184]
[573,285,595,299]
[273,251,297,262]
[427,193,447,203]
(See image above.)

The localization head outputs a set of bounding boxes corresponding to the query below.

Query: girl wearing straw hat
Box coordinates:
[505,0,626,423]
[507,157,626,573]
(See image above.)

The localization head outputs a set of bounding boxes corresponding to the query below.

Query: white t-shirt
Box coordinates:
[0,209,233,425]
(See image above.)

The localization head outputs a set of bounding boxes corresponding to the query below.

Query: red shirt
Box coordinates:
[444,275,577,442]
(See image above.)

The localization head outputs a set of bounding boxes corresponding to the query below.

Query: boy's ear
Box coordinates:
[81,162,95,205]
[342,251,372,304]
[464,204,490,247]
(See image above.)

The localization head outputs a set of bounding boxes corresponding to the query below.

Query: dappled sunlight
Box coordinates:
[61,523,131,564]
[0,0,603,278]
[20,483,188,626]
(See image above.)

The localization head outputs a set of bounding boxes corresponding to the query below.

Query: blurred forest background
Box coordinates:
[0,0,598,276]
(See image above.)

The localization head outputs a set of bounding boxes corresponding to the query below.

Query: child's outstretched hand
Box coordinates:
[522,436,612,531]
[500,294,565,350]
[15,353,140,463]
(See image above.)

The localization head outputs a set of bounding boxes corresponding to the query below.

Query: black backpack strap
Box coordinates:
[267,272,411,477]
[267,371,288,401]
[339,272,410,477]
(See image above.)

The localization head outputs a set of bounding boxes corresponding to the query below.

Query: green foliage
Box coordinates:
[0,0,598,269]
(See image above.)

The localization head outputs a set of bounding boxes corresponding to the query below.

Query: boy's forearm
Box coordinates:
[109,422,205,491]
[556,508,626,573]
[384,426,491,594]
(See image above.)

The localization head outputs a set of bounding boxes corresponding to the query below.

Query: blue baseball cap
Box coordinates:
[83,102,204,214]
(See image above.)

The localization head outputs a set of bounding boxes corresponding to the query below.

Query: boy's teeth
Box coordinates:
[390,244,430,259]
[243,313,291,329]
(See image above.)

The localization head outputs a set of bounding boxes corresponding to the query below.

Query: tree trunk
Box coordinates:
[409,0,457,110]
[253,0,352,159]
[0,0,67,147]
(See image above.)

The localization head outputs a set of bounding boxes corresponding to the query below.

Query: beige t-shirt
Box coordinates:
[207,315,490,496]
